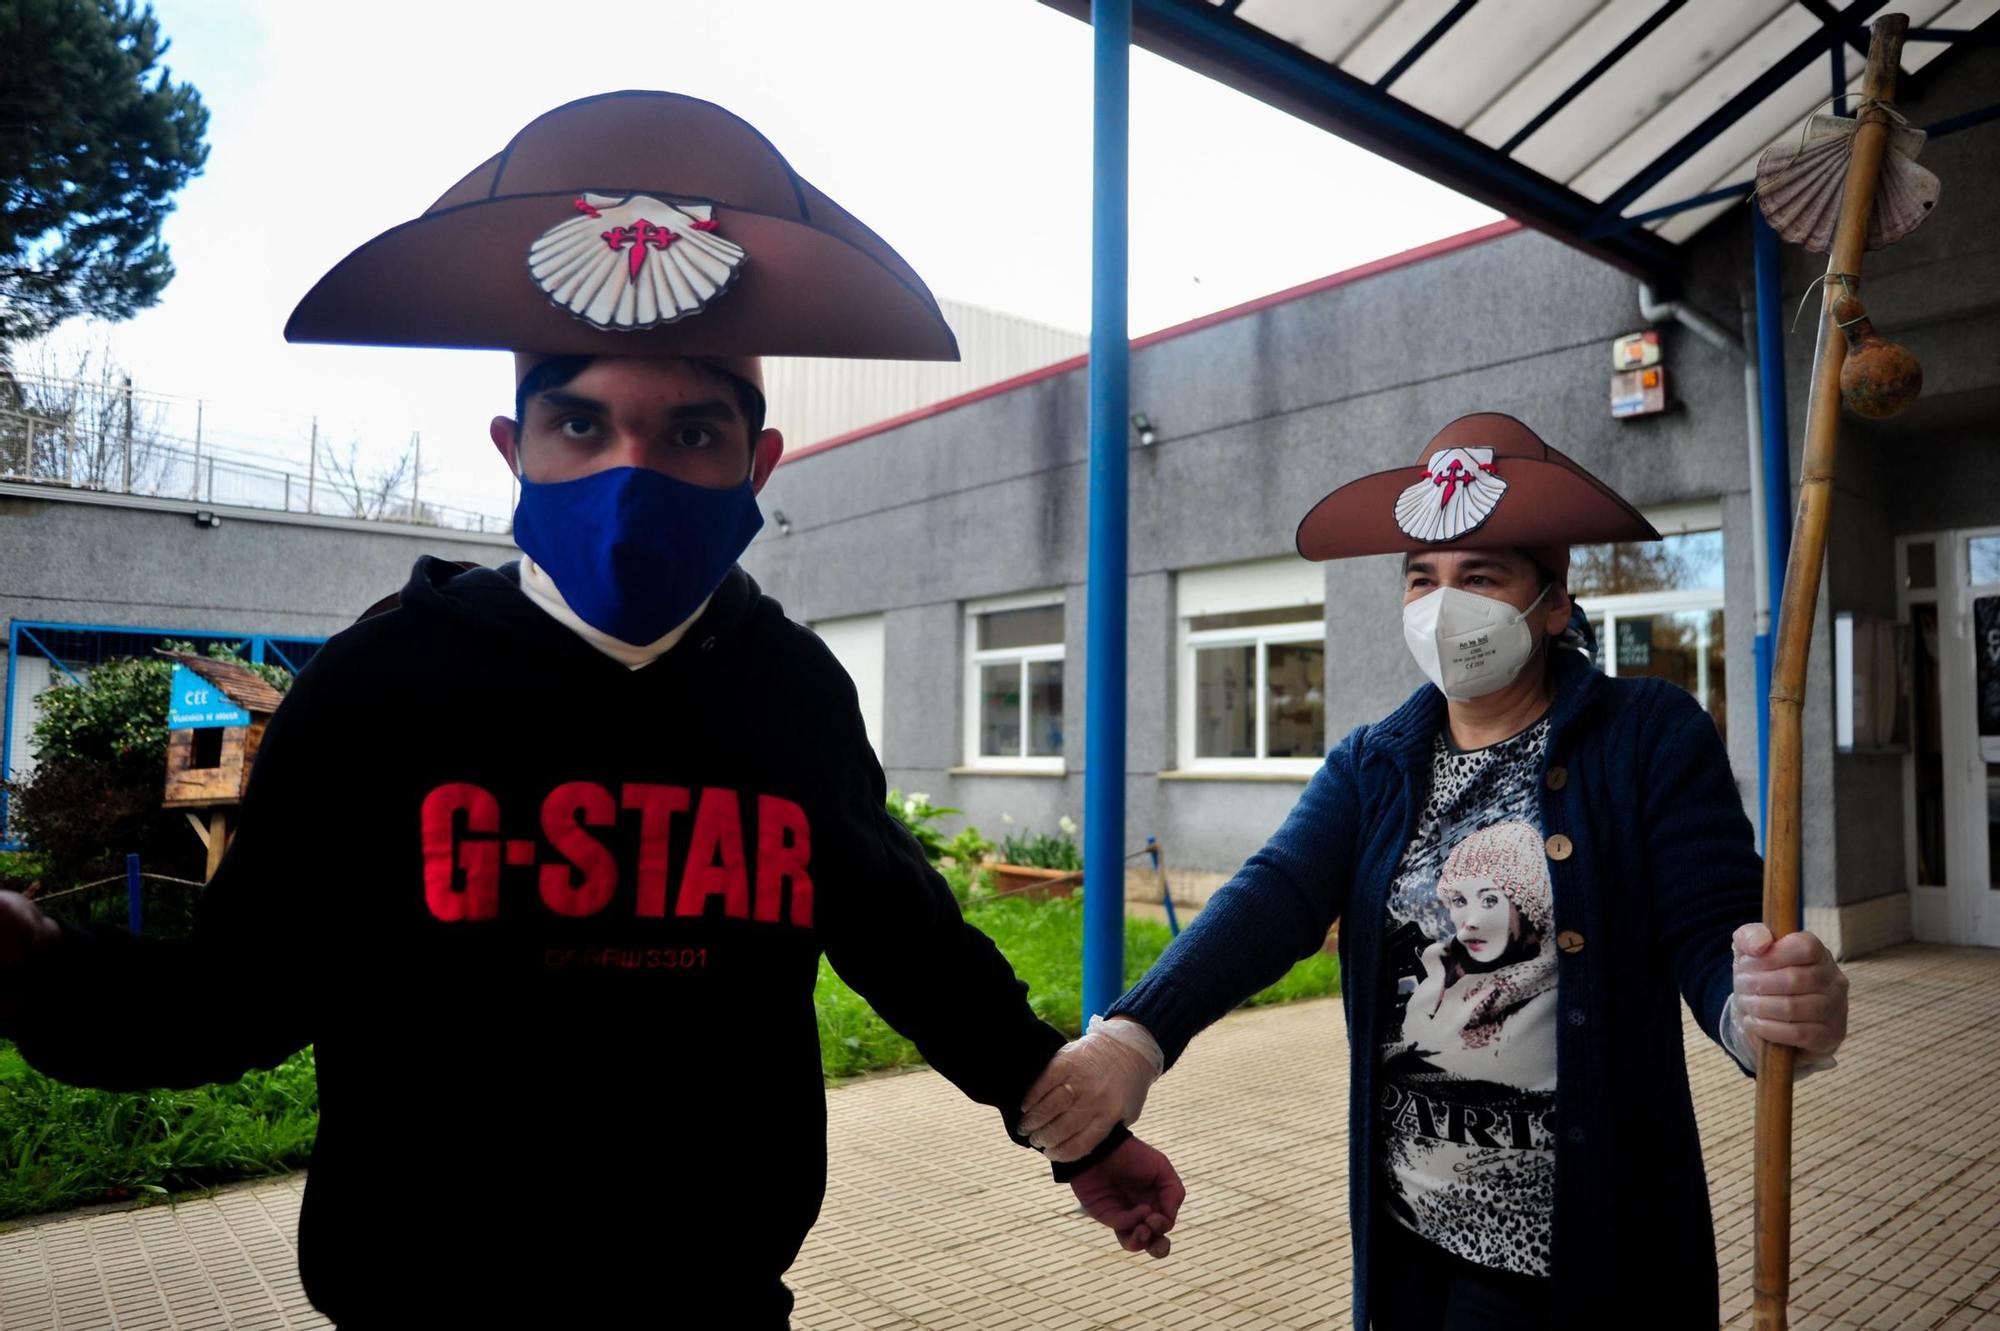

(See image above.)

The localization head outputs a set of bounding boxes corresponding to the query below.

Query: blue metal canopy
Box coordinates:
[1042,0,1999,278]
[1057,0,1998,1022]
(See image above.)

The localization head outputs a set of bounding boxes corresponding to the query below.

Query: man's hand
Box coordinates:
[0,891,60,1024]
[1021,1016,1162,1163]
[1731,924,1848,1062]
[1069,1135,1185,1259]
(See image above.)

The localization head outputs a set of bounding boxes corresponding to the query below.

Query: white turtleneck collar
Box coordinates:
[517,556,713,670]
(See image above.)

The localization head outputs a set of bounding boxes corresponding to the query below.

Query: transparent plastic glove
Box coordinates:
[1722,923,1845,1078]
[1020,1016,1164,1163]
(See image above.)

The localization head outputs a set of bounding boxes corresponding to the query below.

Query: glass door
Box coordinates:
[1930,530,2000,947]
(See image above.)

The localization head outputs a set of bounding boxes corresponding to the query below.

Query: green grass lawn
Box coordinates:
[817,894,1339,1079]
[0,1048,318,1222]
[1,897,1337,1220]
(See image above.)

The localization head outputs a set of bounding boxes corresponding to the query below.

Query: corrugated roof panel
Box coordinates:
[1622,0,1954,219]
[1576,18,1830,206]
[1340,0,1474,85]
[1234,0,1399,66]
[1511,1,1792,186]
[1382,0,1604,129]
[1462,0,1658,148]
[1040,0,1993,271]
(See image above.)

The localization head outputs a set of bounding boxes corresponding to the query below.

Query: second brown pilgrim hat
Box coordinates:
[1295,413,1658,573]
[285,91,959,363]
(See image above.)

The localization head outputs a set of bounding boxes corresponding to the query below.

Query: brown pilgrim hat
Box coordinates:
[285,91,959,362]
[1295,413,1658,569]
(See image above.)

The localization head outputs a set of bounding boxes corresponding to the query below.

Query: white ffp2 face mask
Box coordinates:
[1402,584,1551,701]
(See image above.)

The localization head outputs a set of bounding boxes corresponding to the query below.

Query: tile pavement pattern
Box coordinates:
[0,944,1994,1329]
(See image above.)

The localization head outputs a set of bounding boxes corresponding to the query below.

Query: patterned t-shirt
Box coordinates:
[1378,715,1558,1278]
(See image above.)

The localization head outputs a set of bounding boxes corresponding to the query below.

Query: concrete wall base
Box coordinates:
[1806,892,1914,961]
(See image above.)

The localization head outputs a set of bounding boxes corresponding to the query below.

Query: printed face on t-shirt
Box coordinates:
[1441,877,1521,968]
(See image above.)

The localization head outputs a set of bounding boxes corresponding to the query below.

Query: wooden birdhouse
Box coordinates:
[159,652,285,878]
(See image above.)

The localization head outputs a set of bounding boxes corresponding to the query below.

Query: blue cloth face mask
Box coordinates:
[512,465,764,645]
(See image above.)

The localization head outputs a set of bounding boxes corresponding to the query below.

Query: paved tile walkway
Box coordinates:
[1,944,1995,1329]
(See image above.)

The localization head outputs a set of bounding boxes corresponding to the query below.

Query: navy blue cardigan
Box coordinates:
[1112,647,1762,1329]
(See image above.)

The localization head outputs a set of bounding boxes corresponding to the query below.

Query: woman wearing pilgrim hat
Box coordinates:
[1020,414,1850,1329]
[0,91,1185,1327]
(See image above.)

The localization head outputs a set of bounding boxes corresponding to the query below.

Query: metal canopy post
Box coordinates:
[1082,0,1132,1024]
[1753,209,1794,845]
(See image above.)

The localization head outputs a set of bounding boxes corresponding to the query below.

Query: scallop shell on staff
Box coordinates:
[1755,113,1939,253]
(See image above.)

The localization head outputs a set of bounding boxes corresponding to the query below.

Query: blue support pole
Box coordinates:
[1753,210,1794,845]
[1,622,18,844]
[1148,836,1179,937]
[126,853,143,937]
[1082,0,1132,1025]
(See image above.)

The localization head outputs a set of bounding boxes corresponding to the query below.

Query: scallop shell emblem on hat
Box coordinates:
[528,192,747,331]
[1395,446,1507,543]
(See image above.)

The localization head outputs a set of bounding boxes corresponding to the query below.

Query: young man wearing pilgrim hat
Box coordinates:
[0,92,1183,1327]
[1019,414,1851,1329]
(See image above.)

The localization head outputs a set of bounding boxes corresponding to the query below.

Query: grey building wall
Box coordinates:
[749,41,2000,915]
[748,221,1765,881]
[1,484,516,641]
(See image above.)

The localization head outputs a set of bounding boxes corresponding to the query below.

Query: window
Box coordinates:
[964,595,1064,770]
[190,727,225,769]
[1178,559,1326,774]
[1572,503,1727,741]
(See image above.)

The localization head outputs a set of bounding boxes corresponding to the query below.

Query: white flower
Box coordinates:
[902,798,918,817]
[1058,815,1078,836]
[1001,812,1015,825]
[908,792,931,807]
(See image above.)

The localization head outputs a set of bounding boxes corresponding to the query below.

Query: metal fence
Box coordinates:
[0,407,511,533]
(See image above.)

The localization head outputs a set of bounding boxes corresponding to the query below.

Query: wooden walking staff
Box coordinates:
[1754,14,1910,1329]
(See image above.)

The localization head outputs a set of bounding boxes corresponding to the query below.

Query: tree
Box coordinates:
[0,1,211,347]
[319,433,436,523]
[0,336,173,488]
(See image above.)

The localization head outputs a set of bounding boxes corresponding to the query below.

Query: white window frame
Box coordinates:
[1578,505,1726,719]
[1174,559,1327,777]
[963,592,1066,773]
[1178,617,1327,776]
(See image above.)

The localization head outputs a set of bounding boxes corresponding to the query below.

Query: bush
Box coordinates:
[0,851,49,896]
[884,789,960,861]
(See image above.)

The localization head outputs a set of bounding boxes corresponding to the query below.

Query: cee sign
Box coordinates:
[168,664,251,730]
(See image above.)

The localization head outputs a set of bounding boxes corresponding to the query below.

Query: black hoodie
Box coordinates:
[14,558,1091,1327]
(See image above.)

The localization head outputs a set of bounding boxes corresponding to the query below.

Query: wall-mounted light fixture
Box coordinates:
[1131,413,1159,447]
[772,509,793,536]
[193,509,222,529]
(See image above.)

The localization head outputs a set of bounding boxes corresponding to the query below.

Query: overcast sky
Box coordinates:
[45,0,1498,520]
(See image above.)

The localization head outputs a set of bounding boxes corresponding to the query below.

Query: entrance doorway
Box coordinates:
[1901,530,2000,947]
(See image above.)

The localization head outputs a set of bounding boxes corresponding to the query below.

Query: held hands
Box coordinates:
[1068,1135,1185,1259]
[1020,1016,1163,1163]
[1728,924,1849,1069]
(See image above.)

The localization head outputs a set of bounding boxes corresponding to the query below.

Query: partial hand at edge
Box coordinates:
[0,891,61,1025]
